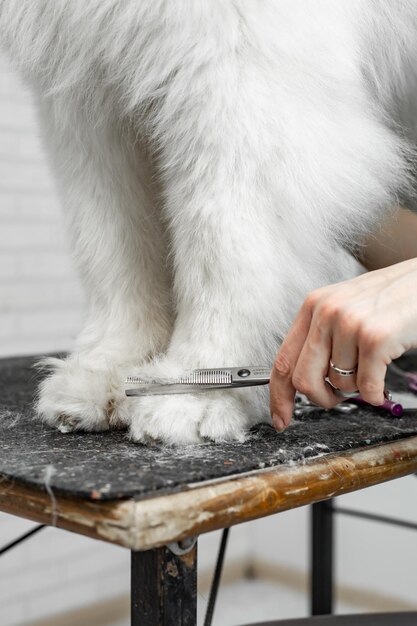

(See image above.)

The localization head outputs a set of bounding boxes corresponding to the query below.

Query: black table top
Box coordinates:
[1,354,417,503]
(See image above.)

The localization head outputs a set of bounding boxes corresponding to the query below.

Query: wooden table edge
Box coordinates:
[1,435,417,551]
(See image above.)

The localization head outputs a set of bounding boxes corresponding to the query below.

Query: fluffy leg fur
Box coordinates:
[34,97,173,433]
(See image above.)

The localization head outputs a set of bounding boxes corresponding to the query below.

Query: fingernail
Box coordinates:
[272,413,286,432]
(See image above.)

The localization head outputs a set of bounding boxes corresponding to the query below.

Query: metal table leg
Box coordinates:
[311,499,334,615]
[131,539,197,626]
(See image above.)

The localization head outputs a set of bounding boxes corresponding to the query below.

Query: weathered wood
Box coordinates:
[131,544,197,625]
[1,436,417,551]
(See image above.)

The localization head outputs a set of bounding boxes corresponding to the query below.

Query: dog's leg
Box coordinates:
[128,27,289,445]
[35,97,172,433]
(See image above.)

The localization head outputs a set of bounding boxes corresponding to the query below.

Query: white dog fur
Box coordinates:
[1,0,417,444]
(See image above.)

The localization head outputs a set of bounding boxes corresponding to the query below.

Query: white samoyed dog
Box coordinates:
[1,1,416,444]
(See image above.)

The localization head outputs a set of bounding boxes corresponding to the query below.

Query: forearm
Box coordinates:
[357,207,417,271]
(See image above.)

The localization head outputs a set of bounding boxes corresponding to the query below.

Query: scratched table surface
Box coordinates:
[1,353,417,503]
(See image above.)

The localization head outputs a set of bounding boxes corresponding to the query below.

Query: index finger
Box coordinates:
[269,301,313,430]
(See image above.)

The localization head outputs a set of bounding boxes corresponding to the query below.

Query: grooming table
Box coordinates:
[1,355,417,625]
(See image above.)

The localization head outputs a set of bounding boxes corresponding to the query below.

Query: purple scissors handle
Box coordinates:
[349,395,403,417]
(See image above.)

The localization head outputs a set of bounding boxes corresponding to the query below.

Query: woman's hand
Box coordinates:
[269,258,417,431]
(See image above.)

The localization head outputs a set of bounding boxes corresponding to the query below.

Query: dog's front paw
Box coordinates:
[35,357,130,433]
[198,392,251,442]
[129,389,254,445]
[126,356,269,445]
[129,394,207,445]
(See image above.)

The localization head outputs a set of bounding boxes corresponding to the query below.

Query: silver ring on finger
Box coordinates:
[329,360,358,377]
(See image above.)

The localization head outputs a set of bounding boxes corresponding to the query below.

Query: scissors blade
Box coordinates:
[125,383,234,396]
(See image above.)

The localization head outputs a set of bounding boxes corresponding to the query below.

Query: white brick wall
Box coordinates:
[0,52,124,626]
[0,54,83,359]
